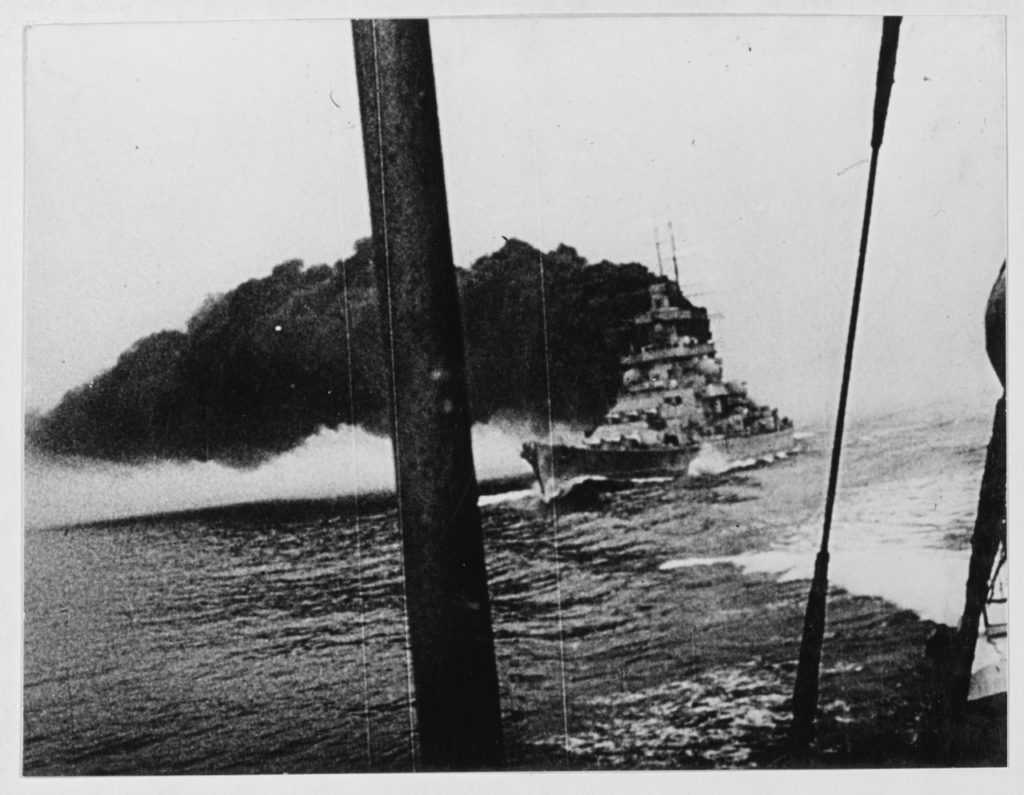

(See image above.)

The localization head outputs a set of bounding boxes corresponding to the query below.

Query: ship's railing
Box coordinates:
[631,307,696,323]
[620,342,714,365]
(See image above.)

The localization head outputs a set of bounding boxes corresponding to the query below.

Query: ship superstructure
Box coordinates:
[522,280,793,496]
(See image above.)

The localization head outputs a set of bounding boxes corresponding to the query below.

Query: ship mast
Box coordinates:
[790,15,902,751]
[653,224,665,278]
[352,18,504,769]
[668,221,681,286]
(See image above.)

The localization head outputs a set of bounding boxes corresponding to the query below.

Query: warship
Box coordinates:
[522,279,796,497]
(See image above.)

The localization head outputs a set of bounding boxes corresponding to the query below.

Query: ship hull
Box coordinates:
[522,427,796,498]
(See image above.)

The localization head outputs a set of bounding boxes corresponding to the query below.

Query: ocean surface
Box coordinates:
[23,405,995,773]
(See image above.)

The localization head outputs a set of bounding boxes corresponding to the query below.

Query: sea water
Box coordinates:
[22,405,995,773]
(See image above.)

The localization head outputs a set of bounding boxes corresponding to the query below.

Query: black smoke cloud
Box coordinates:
[28,238,692,466]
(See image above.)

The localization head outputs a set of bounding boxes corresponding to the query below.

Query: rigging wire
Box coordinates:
[337,172,373,766]
[367,19,419,771]
[528,133,572,759]
[981,541,1007,634]
[537,248,572,763]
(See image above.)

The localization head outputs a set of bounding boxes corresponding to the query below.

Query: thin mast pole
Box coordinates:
[668,221,681,286]
[351,18,504,770]
[654,224,665,277]
[790,16,902,750]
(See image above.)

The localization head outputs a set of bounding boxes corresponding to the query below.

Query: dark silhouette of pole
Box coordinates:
[936,263,1005,758]
[351,18,504,770]
[952,264,1007,707]
[790,16,902,751]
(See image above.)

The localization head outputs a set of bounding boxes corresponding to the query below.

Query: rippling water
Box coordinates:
[23,407,992,773]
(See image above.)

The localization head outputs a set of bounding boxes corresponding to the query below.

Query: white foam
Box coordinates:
[659,556,734,571]
[662,545,969,626]
[660,467,985,627]
[478,488,536,507]
[687,446,732,476]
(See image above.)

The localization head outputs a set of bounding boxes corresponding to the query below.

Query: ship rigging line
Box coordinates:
[338,194,373,766]
[790,15,902,749]
[536,248,572,763]
[367,20,419,770]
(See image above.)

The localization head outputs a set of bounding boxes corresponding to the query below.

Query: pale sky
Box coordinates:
[21,11,1006,429]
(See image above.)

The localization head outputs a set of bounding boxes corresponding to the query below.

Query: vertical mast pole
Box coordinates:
[790,16,902,751]
[654,225,665,277]
[351,18,504,770]
[668,221,681,286]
